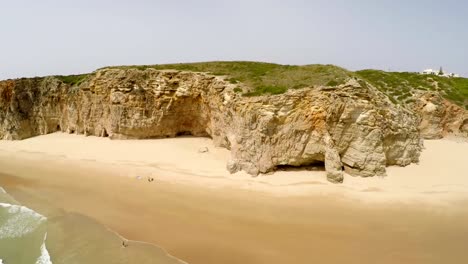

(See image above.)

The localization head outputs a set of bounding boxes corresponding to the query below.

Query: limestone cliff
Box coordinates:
[412,92,468,139]
[0,68,423,182]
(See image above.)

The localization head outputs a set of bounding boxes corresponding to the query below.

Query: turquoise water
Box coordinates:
[0,186,184,264]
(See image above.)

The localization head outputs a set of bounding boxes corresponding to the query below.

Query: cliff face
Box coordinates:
[0,69,423,182]
[412,92,468,139]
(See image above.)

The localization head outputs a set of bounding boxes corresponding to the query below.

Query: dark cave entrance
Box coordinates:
[174,130,212,139]
[102,128,109,138]
[176,131,193,137]
[275,160,326,172]
[56,124,61,131]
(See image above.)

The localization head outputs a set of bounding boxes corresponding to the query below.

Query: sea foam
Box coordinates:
[35,234,52,264]
[0,195,52,264]
[0,203,46,239]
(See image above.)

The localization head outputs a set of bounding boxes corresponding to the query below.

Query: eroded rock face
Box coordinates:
[224,79,422,181]
[0,69,423,182]
[412,92,468,139]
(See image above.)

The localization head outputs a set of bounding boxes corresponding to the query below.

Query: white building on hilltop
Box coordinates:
[421,69,438,75]
[420,68,459,78]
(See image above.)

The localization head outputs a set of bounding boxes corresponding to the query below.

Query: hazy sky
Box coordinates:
[1,0,467,79]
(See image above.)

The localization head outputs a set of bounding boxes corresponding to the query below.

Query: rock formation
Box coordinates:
[412,92,468,139]
[0,68,424,182]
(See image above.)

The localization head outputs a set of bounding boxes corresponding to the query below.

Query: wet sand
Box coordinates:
[0,134,468,263]
[1,157,468,264]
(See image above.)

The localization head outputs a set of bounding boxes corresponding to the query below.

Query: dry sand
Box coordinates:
[0,133,468,264]
[0,133,467,204]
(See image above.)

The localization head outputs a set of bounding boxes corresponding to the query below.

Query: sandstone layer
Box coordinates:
[0,69,424,182]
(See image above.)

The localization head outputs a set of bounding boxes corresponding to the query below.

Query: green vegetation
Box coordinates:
[233,87,243,93]
[356,70,468,108]
[104,61,351,96]
[243,85,288,96]
[55,74,90,86]
[326,80,339,86]
[228,78,239,84]
[95,61,468,107]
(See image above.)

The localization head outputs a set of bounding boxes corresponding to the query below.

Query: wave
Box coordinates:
[0,203,46,239]
[35,234,52,264]
[0,194,52,264]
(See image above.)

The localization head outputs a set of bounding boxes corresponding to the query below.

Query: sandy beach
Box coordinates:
[0,133,468,264]
[1,133,467,203]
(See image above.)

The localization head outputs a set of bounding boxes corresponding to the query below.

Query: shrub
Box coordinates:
[243,85,288,96]
[55,74,90,86]
[355,69,468,108]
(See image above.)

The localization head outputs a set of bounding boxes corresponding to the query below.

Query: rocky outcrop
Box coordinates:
[224,79,421,182]
[412,92,468,139]
[0,69,423,182]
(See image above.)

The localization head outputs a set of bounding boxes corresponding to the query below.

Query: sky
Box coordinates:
[1,0,467,79]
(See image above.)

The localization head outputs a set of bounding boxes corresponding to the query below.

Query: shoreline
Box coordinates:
[0,185,187,264]
[1,133,468,263]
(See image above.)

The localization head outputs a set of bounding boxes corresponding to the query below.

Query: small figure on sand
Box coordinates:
[122,240,128,248]
[147,176,154,182]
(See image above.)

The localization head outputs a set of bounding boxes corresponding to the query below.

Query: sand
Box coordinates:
[0,133,468,264]
[0,133,467,204]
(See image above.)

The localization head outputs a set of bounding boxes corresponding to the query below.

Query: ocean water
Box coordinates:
[0,186,184,264]
[0,187,51,264]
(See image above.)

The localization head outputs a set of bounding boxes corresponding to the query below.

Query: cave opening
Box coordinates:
[275,160,325,172]
[174,130,212,139]
[56,124,61,131]
[176,131,193,137]
[102,129,109,138]
[153,95,212,140]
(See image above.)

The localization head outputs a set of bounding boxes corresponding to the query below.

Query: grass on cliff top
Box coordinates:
[103,61,352,96]
[356,70,468,108]
[95,61,468,108]
[55,74,90,86]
